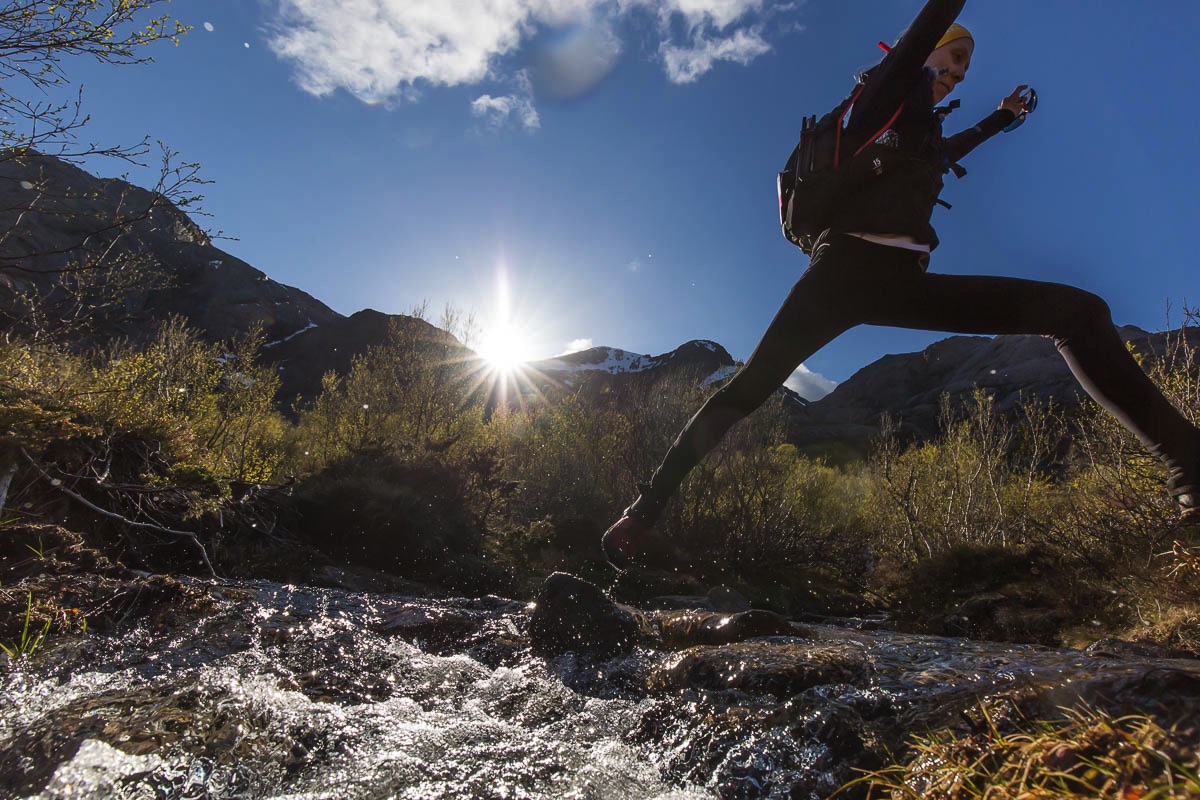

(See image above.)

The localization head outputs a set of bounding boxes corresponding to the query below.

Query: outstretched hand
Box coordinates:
[999,85,1033,117]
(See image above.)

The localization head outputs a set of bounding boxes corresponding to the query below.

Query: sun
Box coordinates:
[477,322,537,372]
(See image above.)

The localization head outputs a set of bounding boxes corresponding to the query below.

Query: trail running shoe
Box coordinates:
[601,514,646,570]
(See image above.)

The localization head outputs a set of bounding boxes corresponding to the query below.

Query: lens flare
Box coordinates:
[530,21,622,102]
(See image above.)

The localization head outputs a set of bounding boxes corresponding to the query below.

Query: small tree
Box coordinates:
[1,1,197,344]
[1,1,189,160]
[870,389,1065,561]
[289,310,485,473]
[1058,312,1200,568]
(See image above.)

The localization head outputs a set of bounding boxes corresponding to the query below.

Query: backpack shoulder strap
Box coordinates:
[834,83,905,166]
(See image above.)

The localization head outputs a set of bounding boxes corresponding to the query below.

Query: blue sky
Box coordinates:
[62,0,1200,398]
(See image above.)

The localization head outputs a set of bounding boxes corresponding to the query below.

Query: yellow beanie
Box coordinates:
[936,23,973,50]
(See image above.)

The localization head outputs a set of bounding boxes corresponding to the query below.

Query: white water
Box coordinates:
[4,578,1199,800]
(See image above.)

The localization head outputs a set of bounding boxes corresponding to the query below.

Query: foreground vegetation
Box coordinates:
[2,306,1199,797]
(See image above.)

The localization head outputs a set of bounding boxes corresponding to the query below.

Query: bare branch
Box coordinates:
[19,446,218,577]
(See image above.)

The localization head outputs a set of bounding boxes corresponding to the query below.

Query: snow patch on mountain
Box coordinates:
[532,347,652,374]
[263,321,319,349]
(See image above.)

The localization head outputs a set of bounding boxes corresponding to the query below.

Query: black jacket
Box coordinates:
[827,0,1015,249]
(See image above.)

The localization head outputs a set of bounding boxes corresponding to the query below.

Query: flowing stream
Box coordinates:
[3,577,1199,799]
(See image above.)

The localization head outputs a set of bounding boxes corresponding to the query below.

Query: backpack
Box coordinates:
[776,83,905,254]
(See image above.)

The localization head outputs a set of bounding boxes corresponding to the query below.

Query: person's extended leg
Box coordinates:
[867,268,1200,505]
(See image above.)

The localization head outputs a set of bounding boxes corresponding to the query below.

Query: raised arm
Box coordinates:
[849,0,966,136]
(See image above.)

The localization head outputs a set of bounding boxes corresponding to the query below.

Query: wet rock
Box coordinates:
[644,594,711,611]
[1085,637,1180,660]
[794,611,893,631]
[1098,667,1200,720]
[528,572,649,659]
[315,565,433,595]
[0,712,104,796]
[256,611,303,645]
[643,586,751,613]
[374,604,482,652]
[455,595,526,613]
[940,591,1067,645]
[707,586,751,613]
[650,640,870,698]
[652,609,795,649]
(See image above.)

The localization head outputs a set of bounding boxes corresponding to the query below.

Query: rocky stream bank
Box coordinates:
[2,526,1199,799]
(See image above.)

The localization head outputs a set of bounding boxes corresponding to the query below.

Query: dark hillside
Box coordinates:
[0,150,338,345]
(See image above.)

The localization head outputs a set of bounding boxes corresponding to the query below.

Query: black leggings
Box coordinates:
[636,233,1199,519]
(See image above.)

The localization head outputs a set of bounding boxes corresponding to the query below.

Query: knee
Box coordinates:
[1059,287,1113,336]
[709,368,775,417]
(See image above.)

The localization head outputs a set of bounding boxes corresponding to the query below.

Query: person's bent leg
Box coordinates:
[602,239,868,568]
[625,235,905,526]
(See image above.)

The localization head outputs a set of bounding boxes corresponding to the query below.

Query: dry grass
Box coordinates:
[844,707,1200,799]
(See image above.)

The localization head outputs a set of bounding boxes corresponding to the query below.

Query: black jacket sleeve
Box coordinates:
[848,0,966,138]
[943,108,1017,163]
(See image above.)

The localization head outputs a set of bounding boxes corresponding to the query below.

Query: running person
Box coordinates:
[602,0,1200,568]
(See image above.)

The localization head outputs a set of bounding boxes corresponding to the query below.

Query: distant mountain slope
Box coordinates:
[262,308,467,405]
[0,151,338,344]
[528,340,737,385]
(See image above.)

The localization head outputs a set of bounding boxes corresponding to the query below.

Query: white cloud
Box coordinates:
[645,0,767,31]
[785,363,837,401]
[472,91,541,131]
[471,70,540,131]
[660,28,771,84]
[265,0,780,114]
[563,338,594,354]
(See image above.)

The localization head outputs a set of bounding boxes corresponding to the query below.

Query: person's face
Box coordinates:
[925,37,974,102]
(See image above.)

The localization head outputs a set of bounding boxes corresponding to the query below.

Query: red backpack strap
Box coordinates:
[834,84,905,166]
[852,103,904,158]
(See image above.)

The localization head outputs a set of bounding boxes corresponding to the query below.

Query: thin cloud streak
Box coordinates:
[472,72,541,130]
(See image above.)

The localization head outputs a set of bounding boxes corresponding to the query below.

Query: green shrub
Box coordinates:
[286,450,489,587]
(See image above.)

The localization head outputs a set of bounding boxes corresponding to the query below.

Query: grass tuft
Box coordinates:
[0,592,52,661]
[843,706,1200,799]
